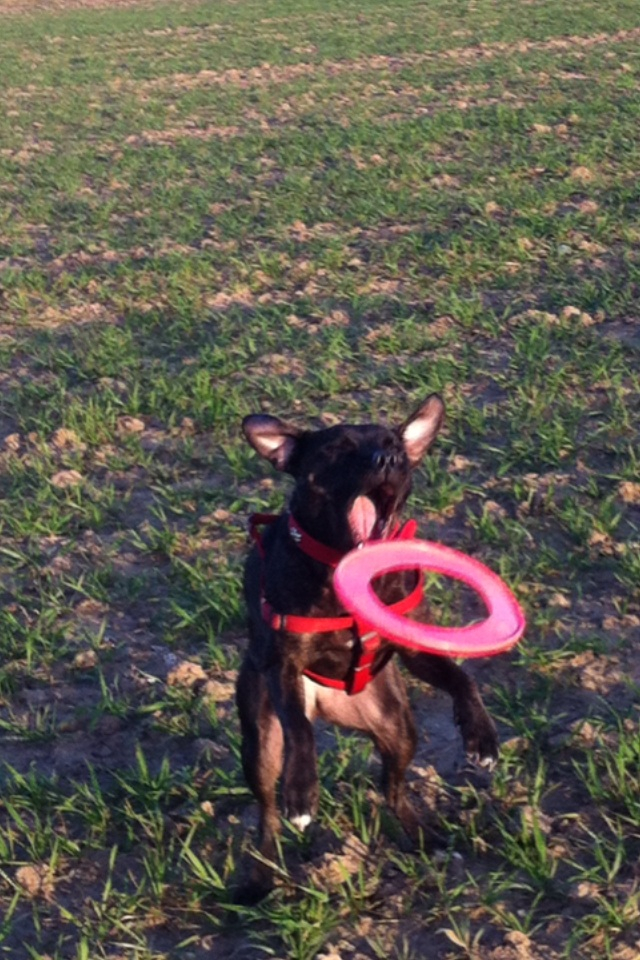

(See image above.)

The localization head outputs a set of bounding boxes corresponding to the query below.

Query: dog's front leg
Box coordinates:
[398,650,499,766]
[266,658,319,831]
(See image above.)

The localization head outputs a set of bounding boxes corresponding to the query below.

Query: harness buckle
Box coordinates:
[353,662,374,674]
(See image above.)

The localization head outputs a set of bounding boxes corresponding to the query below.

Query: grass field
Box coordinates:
[1,0,640,956]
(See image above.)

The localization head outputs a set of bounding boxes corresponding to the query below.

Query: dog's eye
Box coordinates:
[323,438,360,462]
[335,436,359,453]
[306,472,328,494]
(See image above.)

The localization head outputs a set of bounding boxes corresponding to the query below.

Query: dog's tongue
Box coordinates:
[348,495,377,545]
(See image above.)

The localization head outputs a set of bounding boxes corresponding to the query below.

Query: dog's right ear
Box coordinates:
[242,415,303,472]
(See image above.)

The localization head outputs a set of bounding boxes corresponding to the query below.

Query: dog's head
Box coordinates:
[242,394,444,552]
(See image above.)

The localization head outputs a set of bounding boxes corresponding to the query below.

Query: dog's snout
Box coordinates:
[372,450,399,471]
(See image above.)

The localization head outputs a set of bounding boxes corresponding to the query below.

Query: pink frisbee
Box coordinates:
[334,539,525,658]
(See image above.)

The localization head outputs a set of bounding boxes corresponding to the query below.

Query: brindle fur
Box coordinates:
[236,395,498,901]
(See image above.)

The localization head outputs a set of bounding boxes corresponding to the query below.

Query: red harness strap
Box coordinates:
[248,513,423,695]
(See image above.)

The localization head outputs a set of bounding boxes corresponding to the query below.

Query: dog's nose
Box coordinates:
[372,450,399,471]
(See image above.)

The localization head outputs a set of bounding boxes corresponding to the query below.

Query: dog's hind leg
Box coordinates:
[375,709,420,835]
[315,665,422,839]
[235,661,284,902]
[364,667,422,837]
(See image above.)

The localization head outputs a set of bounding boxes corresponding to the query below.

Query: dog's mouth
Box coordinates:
[348,489,398,547]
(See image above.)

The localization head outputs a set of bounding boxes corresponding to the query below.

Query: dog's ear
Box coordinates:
[242,415,303,472]
[399,393,445,466]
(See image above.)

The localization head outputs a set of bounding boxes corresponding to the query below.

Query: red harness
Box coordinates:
[249,513,423,695]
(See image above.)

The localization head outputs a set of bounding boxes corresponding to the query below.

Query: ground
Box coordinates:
[0,0,639,957]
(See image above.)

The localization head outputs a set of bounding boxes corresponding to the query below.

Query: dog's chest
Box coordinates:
[301,673,389,727]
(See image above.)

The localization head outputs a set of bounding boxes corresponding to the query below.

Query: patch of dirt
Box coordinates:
[0,0,163,12]
[123,123,241,147]
[89,27,640,97]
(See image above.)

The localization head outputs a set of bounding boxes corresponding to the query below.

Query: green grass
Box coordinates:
[1,0,639,956]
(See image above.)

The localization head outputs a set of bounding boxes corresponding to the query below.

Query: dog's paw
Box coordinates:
[232,878,272,905]
[290,812,312,832]
[283,766,319,831]
[384,797,447,852]
[469,751,498,772]
[283,792,318,832]
[463,743,499,773]
[283,796,316,832]
[456,704,499,771]
[231,856,276,905]
[466,726,499,770]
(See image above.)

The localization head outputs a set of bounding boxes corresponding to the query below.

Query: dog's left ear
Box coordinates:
[399,393,445,466]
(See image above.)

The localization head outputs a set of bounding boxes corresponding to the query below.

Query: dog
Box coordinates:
[236,394,498,900]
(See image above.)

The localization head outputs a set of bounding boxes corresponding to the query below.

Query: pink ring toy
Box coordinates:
[334,540,526,658]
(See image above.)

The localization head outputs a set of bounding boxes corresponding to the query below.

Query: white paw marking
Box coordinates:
[291,813,312,832]
[478,754,497,771]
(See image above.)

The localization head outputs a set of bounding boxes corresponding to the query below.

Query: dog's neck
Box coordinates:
[287,513,417,567]
[287,514,346,567]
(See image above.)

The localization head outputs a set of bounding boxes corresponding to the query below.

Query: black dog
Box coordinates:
[236,394,498,899]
